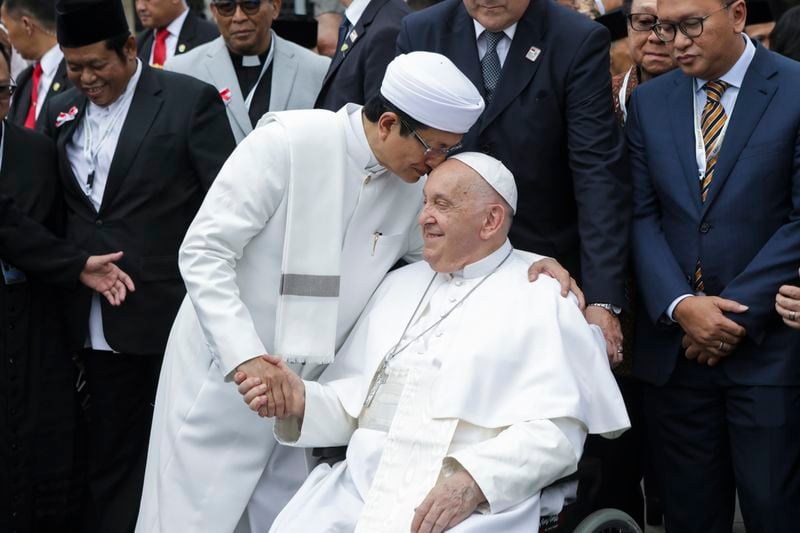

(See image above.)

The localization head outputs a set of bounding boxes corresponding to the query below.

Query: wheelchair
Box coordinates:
[538,457,642,533]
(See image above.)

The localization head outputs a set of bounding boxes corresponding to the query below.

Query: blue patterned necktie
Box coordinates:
[481,31,503,103]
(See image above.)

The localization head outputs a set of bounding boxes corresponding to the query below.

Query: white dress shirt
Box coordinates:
[35,44,64,119]
[666,35,756,321]
[148,7,190,65]
[344,0,371,27]
[473,20,517,67]
[66,60,143,351]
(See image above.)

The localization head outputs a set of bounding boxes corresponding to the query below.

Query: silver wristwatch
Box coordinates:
[588,302,621,316]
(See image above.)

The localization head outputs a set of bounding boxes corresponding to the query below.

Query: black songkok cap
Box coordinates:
[746,0,775,25]
[597,9,629,42]
[56,0,129,48]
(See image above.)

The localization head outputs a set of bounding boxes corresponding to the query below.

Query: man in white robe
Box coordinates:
[138,52,576,533]
[236,153,631,533]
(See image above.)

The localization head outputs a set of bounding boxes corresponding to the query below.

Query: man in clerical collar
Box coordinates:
[236,152,630,533]
[166,0,329,143]
[135,0,218,67]
[42,1,235,531]
[1,0,71,130]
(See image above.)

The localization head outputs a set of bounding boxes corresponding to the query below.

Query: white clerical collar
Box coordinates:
[448,239,513,280]
[162,6,189,39]
[345,0,371,27]
[694,34,755,93]
[89,59,142,114]
[344,103,386,176]
[473,20,517,43]
[40,43,63,77]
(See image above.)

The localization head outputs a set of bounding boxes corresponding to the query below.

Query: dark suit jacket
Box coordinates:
[398,0,630,306]
[7,59,71,131]
[315,0,409,110]
[628,43,800,386]
[136,9,219,64]
[42,67,235,355]
[0,123,87,285]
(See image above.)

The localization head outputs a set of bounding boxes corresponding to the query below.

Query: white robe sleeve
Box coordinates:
[274,380,358,447]
[179,126,290,380]
[445,417,586,515]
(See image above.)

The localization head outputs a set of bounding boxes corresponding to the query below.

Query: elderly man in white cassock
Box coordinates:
[138,52,578,533]
[236,153,631,533]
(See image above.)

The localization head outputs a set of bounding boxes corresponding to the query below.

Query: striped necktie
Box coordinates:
[693,79,729,293]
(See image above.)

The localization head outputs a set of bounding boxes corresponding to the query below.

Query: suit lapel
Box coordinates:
[53,94,97,212]
[35,60,70,130]
[479,0,547,131]
[270,36,298,112]
[701,45,777,216]
[177,11,198,54]
[205,39,251,137]
[668,74,703,216]
[137,31,154,63]
[445,6,483,95]
[10,66,33,125]
[100,67,163,215]
[321,0,389,88]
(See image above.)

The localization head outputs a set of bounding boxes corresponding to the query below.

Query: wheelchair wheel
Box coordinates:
[573,508,642,533]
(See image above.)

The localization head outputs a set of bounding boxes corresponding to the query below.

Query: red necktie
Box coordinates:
[23,62,43,129]
[152,28,169,67]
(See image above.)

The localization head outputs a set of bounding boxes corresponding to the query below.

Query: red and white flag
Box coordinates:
[219,88,232,105]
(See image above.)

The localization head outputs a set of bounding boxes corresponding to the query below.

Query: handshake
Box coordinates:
[234,355,306,419]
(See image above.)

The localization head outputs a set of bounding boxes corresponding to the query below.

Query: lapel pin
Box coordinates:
[219,88,232,105]
[526,46,541,62]
[55,106,79,128]
[340,43,349,53]
[178,43,187,53]
[52,82,61,92]
[349,29,359,43]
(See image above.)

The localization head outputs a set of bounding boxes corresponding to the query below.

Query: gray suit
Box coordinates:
[166,32,330,143]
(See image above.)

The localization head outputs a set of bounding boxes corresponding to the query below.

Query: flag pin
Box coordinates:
[526,46,541,62]
[349,29,358,42]
[178,43,187,53]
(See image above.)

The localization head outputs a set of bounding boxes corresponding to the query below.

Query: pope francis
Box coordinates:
[236,153,631,533]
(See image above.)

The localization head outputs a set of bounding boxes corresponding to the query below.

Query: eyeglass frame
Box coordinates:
[652,0,739,43]
[211,0,266,17]
[627,12,658,32]
[399,119,462,159]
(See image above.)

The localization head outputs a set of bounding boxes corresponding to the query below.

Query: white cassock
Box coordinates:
[271,241,631,533]
[137,104,426,533]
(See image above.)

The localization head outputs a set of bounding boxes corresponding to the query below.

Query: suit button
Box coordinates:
[699,222,712,233]
[95,219,103,227]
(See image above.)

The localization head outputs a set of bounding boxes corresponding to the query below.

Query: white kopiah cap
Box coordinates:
[380,52,485,134]
[449,152,517,214]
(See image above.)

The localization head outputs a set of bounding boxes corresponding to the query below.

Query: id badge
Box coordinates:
[1,259,27,285]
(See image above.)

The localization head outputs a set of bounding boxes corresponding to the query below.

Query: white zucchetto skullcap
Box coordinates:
[449,152,517,214]
[380,52,485,134]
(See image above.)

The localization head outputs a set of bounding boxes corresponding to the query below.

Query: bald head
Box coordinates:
[418,156,515,273]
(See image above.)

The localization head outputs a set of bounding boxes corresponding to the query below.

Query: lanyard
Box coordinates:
[692,83,731,179]
[81,93,130,192]
[243,46,274,110]
[618,67,633,124]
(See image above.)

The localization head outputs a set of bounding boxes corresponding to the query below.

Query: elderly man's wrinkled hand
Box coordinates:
[585,306,624,367]
[411,469,486,533]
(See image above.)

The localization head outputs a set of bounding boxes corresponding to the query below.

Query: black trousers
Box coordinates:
[644,355,800,533]
[79,349,163,533]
